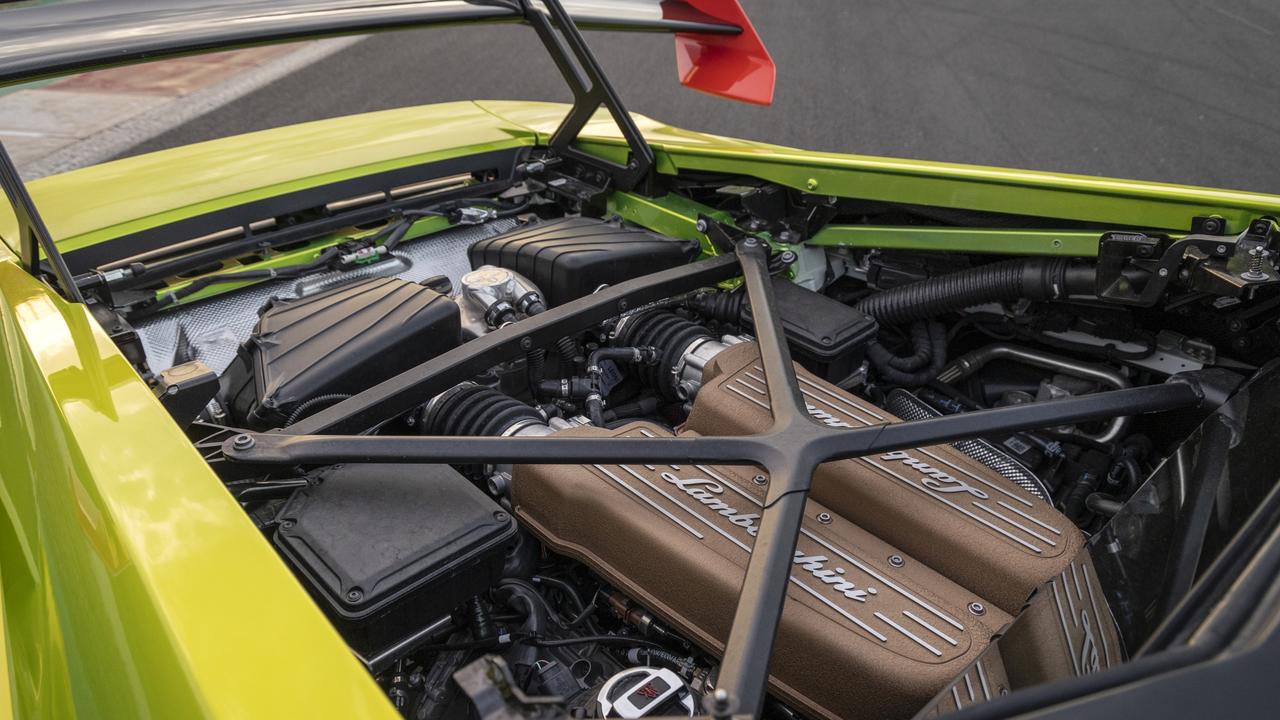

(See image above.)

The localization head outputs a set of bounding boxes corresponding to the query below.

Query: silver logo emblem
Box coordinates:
[660,471,870,602]
[879,450,990,499]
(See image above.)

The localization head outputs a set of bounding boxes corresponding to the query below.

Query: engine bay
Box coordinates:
[82,165,1280,719]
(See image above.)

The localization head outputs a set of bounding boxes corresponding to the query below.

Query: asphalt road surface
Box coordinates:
[127,0,1280,194]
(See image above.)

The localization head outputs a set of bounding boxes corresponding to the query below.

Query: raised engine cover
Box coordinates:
[513,423,1013,720]
[684,342,1084,613]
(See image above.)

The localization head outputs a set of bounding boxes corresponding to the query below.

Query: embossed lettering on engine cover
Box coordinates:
[681,341,1089,621]
[658,468,870,602]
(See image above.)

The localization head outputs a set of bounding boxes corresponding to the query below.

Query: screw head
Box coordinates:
[752,474,768,486]
[519,337,533,350]
[888,554,905,568]
[711,688,731,715]
[805,178,819,191]
[232,434,254,450]
[816,512,832,524]
[968,601,986,616]
[494,511,509,522]
[280,520,295,530]
[1158,267,1170,277]
[618,299,629,311]
[347,589,363,602]
[695,219,708,232]
[1205,217,1224,234]
[1217,244,1228,255]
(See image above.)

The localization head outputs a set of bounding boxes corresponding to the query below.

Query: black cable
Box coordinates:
[498,579,566,627]
[283,393,352,427]
[585,346,659,426]
[525,635,667,650]
[867,320,948,386]
[532,575,600,632]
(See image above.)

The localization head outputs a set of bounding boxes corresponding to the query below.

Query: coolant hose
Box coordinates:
[585,347,659,426]
[854,258,1095,326]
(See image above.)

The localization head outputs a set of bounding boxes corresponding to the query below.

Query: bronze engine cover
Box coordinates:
[514,423,1011,719]
[685,343,1085,614]
[512,343,1102,719]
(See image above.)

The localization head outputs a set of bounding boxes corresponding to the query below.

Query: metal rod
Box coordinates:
[525,0,654,190]
[229,384,1207,470]
[735,239,808,425]
[0,139,82,302]
[226,433,763,466]
[813,380,1204,464]
[284,253,741,435]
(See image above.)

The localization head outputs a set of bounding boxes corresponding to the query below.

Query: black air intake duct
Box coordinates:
[855,258,1095,325]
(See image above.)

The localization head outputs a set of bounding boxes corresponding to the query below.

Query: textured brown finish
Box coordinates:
[513,423,1010,720]
[684,342,1085,613]
[913,549,1123,718]
[997,549,1124,687]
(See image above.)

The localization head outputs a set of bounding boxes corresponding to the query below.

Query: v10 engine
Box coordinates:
[512,341,1120,719]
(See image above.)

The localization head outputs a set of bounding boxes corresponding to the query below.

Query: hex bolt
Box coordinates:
[888,554,905,568]
[752,474,768,486]
[816,512,832,524]
[968,601,986,616]
[232,434,255,450]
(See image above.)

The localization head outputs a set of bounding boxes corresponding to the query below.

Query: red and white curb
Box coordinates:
[0,36,362,179]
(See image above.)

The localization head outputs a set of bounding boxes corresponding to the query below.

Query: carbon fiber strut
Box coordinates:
[226,238,1218,718]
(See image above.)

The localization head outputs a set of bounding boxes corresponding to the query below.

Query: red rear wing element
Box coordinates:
[674,0,775,106]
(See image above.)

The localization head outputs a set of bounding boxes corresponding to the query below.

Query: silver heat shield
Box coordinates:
[133,220,518,375]
[884,388,1052,501]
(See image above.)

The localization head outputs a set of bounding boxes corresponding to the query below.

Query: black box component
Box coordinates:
[743,277,878,383]
[468,216,700,307]
[273,463,517,658]
[219,277,459,428]
[153,360,218,429]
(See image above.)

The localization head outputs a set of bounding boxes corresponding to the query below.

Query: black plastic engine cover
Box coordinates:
[274,463,517,657]
[467,216,700,307]
[219,276,459,428]
[743,277,878,382]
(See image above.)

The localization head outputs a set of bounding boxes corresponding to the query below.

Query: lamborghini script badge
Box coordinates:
[660,470,870,602]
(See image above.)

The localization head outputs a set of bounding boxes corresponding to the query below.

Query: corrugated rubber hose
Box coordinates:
[854,258,1093,326]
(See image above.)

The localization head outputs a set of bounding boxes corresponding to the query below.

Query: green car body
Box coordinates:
[3,97,1279,718]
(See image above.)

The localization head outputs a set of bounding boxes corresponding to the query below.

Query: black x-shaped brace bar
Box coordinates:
[225,240,1217,716]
